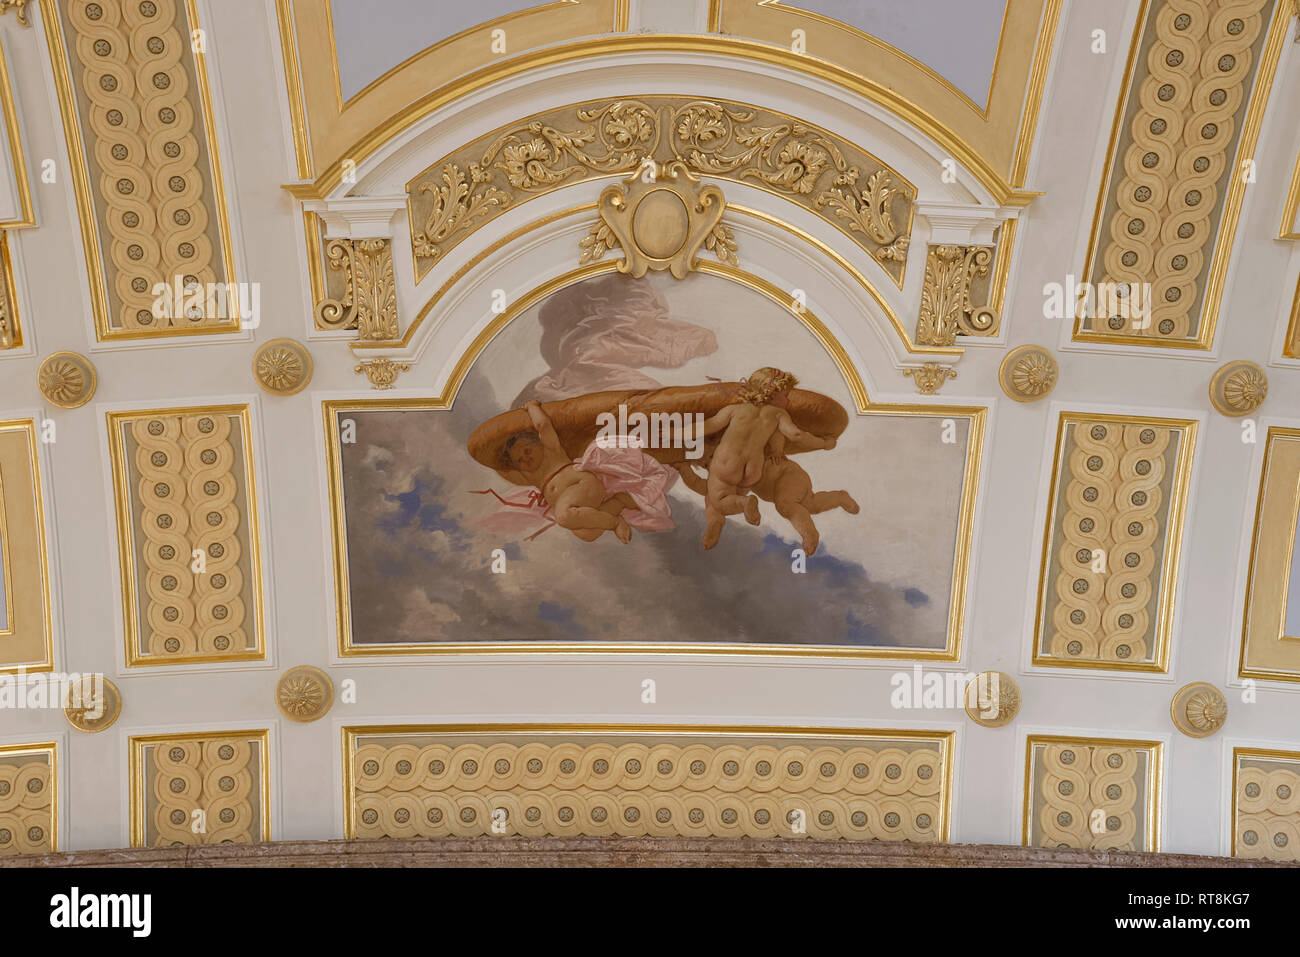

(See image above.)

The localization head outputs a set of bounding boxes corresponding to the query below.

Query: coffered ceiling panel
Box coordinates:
[1077,0,1289,349]
[106,405,264,667]
[346,726,953,842]
[39,0,239,341]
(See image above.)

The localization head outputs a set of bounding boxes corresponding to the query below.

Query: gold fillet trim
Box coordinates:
[0,37,34,228]
[0,230,21,349]
[106,404,266,667]
[1075,0,1291,350]
[326,1,627,111]
[1021,735,1163,852]
[0,741,57,855]
[1231,746,1300,859]
[1285,270,1300,360]
[342,724,955,842]
[402,96,917,289]
[1008,0,1064,188]
[1281,147,1300,240]
[279,0,626,193]
[38,0,241,341]
[128,729,270,847]
[0,437,13,637]
[709,0,1057,191]
[351,203,959,358]
[1031,412,1198,673]
[282,34,1039,208]
[1239,427,1300,682]
[0,418,53,672]
[325,263,985,661]
[274,0,313,181]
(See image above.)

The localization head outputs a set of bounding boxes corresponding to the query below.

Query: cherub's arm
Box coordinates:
[776,409,832,449]
[699,405,735,436]
[524,400,567,455]
[497,468,530,486]
[673,462,708,495]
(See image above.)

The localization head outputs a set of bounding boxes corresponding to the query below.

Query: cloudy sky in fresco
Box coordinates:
[339,273,969,648]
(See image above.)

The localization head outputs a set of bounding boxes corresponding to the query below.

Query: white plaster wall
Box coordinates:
[0,0,1295,855]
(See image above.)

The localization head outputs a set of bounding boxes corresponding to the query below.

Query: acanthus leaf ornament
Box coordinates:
[407,97,915,284]
[903,363,957,395]
[0,0,31,26]
[916,244,998,346]
[355,357,411,390]
[317,238,400,340]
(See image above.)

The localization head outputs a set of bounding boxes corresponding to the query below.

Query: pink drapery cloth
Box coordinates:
[471,436,678,538]
[512,277,718,405]
[574,435,678,532]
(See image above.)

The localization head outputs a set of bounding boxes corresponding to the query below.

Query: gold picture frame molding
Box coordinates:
[0,419,53,673]
[1239,427,1300,682]
[128,729,271,847]
[37,0,241,342]
[1074,0,1292,350]
[324,260,985,661]
[105,404,267,668]
[1031,411,1199,674]
[1021,734,1164,852]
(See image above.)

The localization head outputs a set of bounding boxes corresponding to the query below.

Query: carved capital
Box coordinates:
[317,238,400,340]
[0,0,31,26]
[903,362,957,395]
[916,244,998,346]
[355,357,410,390]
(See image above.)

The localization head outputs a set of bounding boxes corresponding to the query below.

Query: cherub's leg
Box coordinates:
[701,506,726,550]
[707,473,759,526]
[808,490,859,515]
[773,473,821,556]
[556,505,632,544]
[702,474,739,549]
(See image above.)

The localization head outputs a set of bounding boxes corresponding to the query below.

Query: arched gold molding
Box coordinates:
[712,0,1010,118]
[324,262,985,661]
[1075,0,1292,350]
[276,0,628,183]
[351,203,959,359]
[708,0,1064,188]
[281,34,1042,208]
